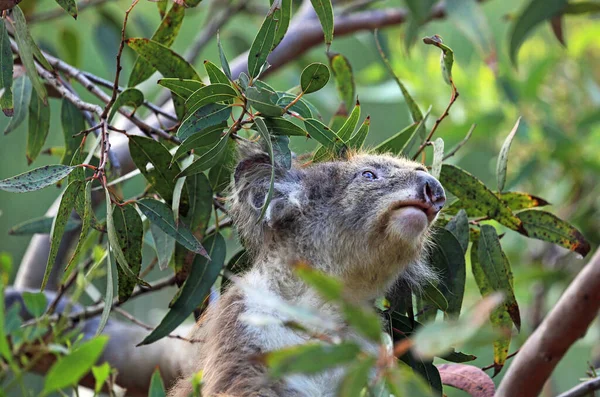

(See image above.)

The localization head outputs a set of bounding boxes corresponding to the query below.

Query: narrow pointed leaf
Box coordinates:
[27,91,50,164]
[423,35,455,85]
[217,32,232,80]
[9,215,80,236]
[96,249,114,335]
[347,116,370,150]
[0,20,13,116]
[185,84,238,116]
[60,99,85,165]
[431,138,444,179]
[172,123,226,164]
[186,172,213,234]
[247,4,279,78]
[246,86,285,117]
[498,192,550,211]
[177,103,231,141]
[310,0,334,49]
[4,75,31,134]
[496,117,521,192]
[271,0,291,49]
[112,204,143,302]
[313,103,358,162]
[65,181,92,274]
[328,53,355,112]
[0,165,75,193]
[264,118,307,136]
[149,368,167,397]
[157,78,203,100]
[305,118,347,157]
[108,88,144,122]
[422,281,449,312]
[300,62,330,94]
[208,138,236,192]
[177,133,230,178]
[204,60,231,86]
[55,0,78,19]
[375,124,418,154]
[402,107,431,158]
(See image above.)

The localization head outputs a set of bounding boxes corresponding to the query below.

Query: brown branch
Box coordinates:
[27,0,111,22]
[496,248,600,397]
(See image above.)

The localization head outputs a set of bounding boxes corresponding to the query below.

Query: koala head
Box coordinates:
[230,142,446,300]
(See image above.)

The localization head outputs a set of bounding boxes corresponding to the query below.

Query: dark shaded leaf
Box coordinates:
[186,172,213,234]
[429,228,465,318]
[65,181,92,274]
[404,0,436,50]
[112,204,143,302]
[60,99,85,165]
[26,90,50,164]
[337,356,376,397]
[437,363,495,397]
[271,0,291,49]
[177,103,231,141]
[310,0,334,49]
[445,209,469,254]
[177,133,230,178]
[55,0,77,19]
[496,117,521,192]
[385,361,437,397]
[59,27,80,66]
[157,78,203,100]
[108,88,144,122]
[0,20,13,116]
[208,138,236,192]
[22,291,47,317]
[4,75,31,134]
[564,1,600,14]
[0,165,75,193]
[276,93,314,118]
[247,4,279,78]
[549,15,565,47]
[300,62,330,94]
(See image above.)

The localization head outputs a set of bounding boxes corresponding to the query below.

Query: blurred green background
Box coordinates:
[1,0,599,395]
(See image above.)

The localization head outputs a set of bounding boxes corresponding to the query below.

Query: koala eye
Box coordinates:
[361,170,378,180]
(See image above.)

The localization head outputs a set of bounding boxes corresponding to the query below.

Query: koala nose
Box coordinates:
[418,172,446,214]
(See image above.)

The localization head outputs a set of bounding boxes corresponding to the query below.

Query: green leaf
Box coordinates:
[496,117,521,192]
[254,118,275,221]
[276,93,314,118]
[422,280,449,313]
[60,99,85,165]
[517,210,591,257]
[310,0,334,49]
[264,118,307,136]
[185,84,238,116]
[139,233,225,345]
[347,116,370,150]
[247,4,279,78]
[43,336,109,395]
[173,123,226,164]
[204,60,231,86]
[177,103,231,141]
[272,0,291,49]
[208,138,236,192]
[498,192,550,211]
[266,342,360,378]
[272,135,292,169]
[374,31,423,122]
[65,181,92,274]
[336,101,360,141]
[402,106,431,158]
[60,27,80,67]
[0,165,75,193]
[128,3,185,87]
[158,78,204,100]
[404,0,436,50]
[478,225,521,330]
[4,75,31,135]
[177,133,231,178]
[423,35,455,86]
[42,180,82,290]
[509,0,568,66]
[137,198,209,258]
[97,248,114,335]
[186,172,213,234]
[91,363,111,394]
[150,223,176,271]
[9,215,80,236]
[328,53,355,112]
[445,209,469,254]
[11,6,47,103]
[305,118,348,158]
[300,62,330,94]
[0,20,13,117]
[27,92,50,165]
[246,86,285,117]
[149,368,167,397]
[112,204,143,302]
[375,123,418,154]
[22,291,47,317]
[217,32,232,80]
[385,362,436,397]
[55,0,78,19]
[337,357,376,397]
[108,88,144,122]
[440,164,523,232]
[431,137,444,179]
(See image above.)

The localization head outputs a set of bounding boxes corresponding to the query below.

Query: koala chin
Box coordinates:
[168,146,446,397]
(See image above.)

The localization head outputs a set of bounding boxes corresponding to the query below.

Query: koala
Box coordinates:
[168,143,446,397]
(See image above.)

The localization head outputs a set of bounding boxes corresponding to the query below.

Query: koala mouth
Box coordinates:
[390,200,439,223]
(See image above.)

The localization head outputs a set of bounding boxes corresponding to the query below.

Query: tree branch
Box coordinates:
[496,248,600,397]
[557,377,600,397]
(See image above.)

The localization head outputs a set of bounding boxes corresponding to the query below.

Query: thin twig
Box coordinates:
[113,307,203,343]
[557,377,600,397]
[481,349,519,371]
[443,124,475,161]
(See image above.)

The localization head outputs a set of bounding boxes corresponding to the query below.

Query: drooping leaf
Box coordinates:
[42,180,83,290]
[186,172,213,234]
[22,291,47,317]
[496,117,521,192]
[246,86,285,117]
[437,363,496,397]
[310,0,334,49]
[185,84,238,116]
[328,53,355,112]
[149,368,167,397]
[264,118,307,136]
[177,103,231,141]
[137,198,209,258]
[65,181,92,274]
[300,62,330,94]
[509,0,568,66]
[27,91,50,165]
[337,357,376,397]
[208,138,236,193]
[440,165,523,232]
[270,0,291,49]
[96,247,114,335]
[445,209,469,254]
[60,99,85,165]
[9,215,80,236]
[347,116,370,150]
[0,20,13,116]
[0,165,75,193]
[42,336,109,395]
[305,118,347,158]
[4,75,31,134]
[374,123,418,154]
[177,133,231,178]
[150,223,176,271]
[431,138,444,179]
[423,35,455,86]
[112,204,143,302]
[55,0,78,19]
[108,88,144,122]
[247,4,279,78]
[517,210,591,257]
[139,233,225,345]
[385,362,436,397]
[128,3,185,87]
[204,60,231,86]
[254,118,275,221]
[157,78,204,100]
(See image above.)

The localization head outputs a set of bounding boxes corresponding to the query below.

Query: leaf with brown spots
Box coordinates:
[112,204,143,302]
[438,363,495,397]
[0,164,75,193]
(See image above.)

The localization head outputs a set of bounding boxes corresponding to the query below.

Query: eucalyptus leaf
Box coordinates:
[0,165,75,193]
[247,4,279,78]
[4,75,31,135]
[0,20,13,116]
[300,62,330,94]
[496,117,521,192]
[310,0,334,49]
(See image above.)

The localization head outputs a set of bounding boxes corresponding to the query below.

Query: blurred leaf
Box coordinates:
[440,165,523,232]
[204,60,231,86]
[150,223,176,271]
[305,118,348,158]
[517,210,591,257]
[129,135,183,205]
[186,172,213,234]
[216,32,232,80]
[374,123,417,154]
[247,4,279,78]
[91,363,111,394]
[254,118,275,221]
[441,350,477,363]
[402,106,431,157]
[112,204,143,302]
[11,6,47,102]
[60,99,85,165]
[0,165,75,193]
[347,116,370,150]
[42,336,109,395]
[509,0,568,66]
[65,181,92,274]
[385,361,436,397]
[178,133,230,178]
[4,75,31,134]
[272,135,291,169]
[42,180,82,290]
[477,225,520,330]
[337,356,376,397]
[60,27,80,66]
[496,117,521,192]
[422,281,449,312]
[177,103,231,140]
[185,84,238,115]
[22,291,47,317]
[137,198,208,258]
[9,215,79,236]
[108,88,144,122]
[149,368,167,397]
[264,117,307,136]
[139,233,225,345]
[431,137,444,179]
[437,363,496,397]
[549,15,565,47]
[246,86,285,117]
[128,3,185,87]
[265,342,360,378]
[300,62,330,94]
[0,20,13,116]
[97,246,114,335]
[173,123,226,164]
[208,137,236,192]
[404,0,436,50]
[445,209,469,254]
[423,35,455,86]
[446,0,496,72]
[564,1,600,14]
[158,78,204,100]
[328,53,355,112]
[55,0,77,19]
[27,92,50,164]
[310,0,334,49]
[375,31,423,122]
[271,0,291,49]
[429,228,465,318]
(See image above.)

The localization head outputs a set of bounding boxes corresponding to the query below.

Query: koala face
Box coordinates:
[231,147,445,299]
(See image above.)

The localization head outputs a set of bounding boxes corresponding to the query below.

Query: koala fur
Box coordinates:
[168,143,446,397]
